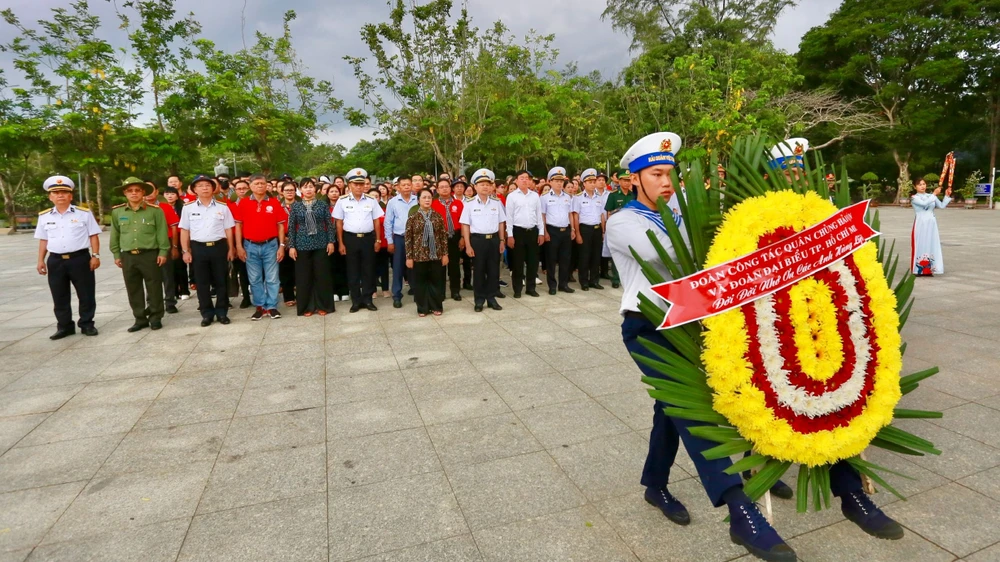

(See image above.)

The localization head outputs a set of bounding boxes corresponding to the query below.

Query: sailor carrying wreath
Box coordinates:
[629,134,943,512]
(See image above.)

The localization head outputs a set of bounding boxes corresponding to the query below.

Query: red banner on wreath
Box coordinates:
[651,200,880,329]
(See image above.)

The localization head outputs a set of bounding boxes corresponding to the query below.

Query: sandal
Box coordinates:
[317,310,327,316]
[432,311,442,316]
[303,311,312,317]
[285,301,295,306]
[419,313,427,318]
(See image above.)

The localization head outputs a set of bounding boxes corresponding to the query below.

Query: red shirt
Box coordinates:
[233,195,287,242]
[181,193,197,203]
[156,201,180,238]
[432,197,463,237]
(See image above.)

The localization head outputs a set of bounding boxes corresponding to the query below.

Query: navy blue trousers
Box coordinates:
[622,314,862,507]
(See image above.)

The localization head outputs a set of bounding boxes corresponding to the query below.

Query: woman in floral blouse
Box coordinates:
[404,188,449,316]
[287,179,337,316]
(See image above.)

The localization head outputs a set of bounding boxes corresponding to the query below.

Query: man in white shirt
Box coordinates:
[572,168,607,291]
[504,170,545,298]
[540,167,575,295]
[180,174,236,326]
[334,168,385,312]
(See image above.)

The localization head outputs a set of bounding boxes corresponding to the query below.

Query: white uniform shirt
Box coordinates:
[540,191,572,228]
[607,208,683,315]
[333,193,384,234]
[572,191,605,226]
[34,205,101,254]
[460,195,507,234]
[504,188,544,237]
[179,199,235,242]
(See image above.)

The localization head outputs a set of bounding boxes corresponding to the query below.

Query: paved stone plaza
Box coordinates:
[0,206,998,562]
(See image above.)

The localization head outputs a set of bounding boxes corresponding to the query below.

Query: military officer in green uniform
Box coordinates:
[604,169,635,289]
[111,177,170,332]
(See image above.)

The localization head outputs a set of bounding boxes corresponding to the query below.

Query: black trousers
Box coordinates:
[545,227,572,290]
[445,234,462,296]
[578,224,603,287]
[374,248,390,292]
[343,231,376,306]
[329,251,349,297]
[173,255,190,296]
[192,240,230,320]
[471,234,500,305]
[295,248,334,315]
[229,258,249,301]
[47,249,96,331]
[461,246,473,287]
[159,254,177,308]
[413,260,445,314]
[510,226,539,293]
[279,253,296,302]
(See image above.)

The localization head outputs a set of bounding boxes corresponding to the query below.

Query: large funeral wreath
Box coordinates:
[631,135,942,512]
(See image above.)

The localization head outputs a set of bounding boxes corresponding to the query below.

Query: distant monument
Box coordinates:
[214,158,229,177]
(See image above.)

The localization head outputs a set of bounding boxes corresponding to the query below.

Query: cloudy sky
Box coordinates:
[2,0,839,149]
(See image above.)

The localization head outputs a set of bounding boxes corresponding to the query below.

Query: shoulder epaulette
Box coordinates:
[184,199,197,205]
[38,208,53,216]
[76,204,90,211]
[464,196,475,202]
[112,203,127,209]
[364,194,376,200]
[489,195,499,201]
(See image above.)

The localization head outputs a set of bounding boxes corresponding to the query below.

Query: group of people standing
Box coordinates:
[33,163,640,336]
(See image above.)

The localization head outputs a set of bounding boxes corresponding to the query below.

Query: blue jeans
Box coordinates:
[391,234,409,301]
[244,238,280,310]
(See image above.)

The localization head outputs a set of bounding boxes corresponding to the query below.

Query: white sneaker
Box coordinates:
[535,277,542,284]
[341,295,350,302]
[333,295,340,302]
[179,295,190,300]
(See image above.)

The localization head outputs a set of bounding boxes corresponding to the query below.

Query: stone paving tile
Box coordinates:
[326,370,408,405]
[328,427,440,489]
[425,413,544,469]
[471,352,554,382]
[26,518,189,562]
[561,363,647,397]
[787,519,956,561]
[0,414,47,453]
[488,371,588,411]
[0,434,122,493]
[958,466,1000,503]
[354,535,482,562]
[197,443,326,514]
[930,403,1000,449]
[963,542,1000,562]
[549,432,650,502]
[157,367,250,399]
[179,494,327,562]
[327,471,468,562]
[0,386,84,418]
[474,505,638,562]
[61,376,171,409]
[448,450,587,531]
[595,478,747,562]
[326,352,400,378]
[18,402,148,447]
[893,419,1000,480]
[136,390,241,430]
[595,390,654,431]
[220,407,325,457]
[42,462,213,544]
[0,482,86,553]
[97,421,227,477]
[0,550,29,562]
[517,398,631,449]
[884,483,1000,558]
[325,396,423,440]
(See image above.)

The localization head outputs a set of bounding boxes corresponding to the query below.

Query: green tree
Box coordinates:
[347,0,524,177]
[168,10,343,175]
[798,0,969,202]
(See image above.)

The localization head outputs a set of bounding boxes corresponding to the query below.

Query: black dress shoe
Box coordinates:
[559,286,575,294]
[581,285,590,291]
[49,329,75,340]
[218,317,231,325]
[150,320,162,330]
[612,282,620,288]
[590,283,605,290]
[127,322,149,333]
[474,304,484,312]
[81,327,99,336]
[513,292,521,299]
[165,305,179,314]
[487,300,503,311]
[349,305,361,313]
[392,299,402,309]
[239,299,251,309]
[200,318,213,327]
[549,288,557,295]
[452,294,462,301]
[407,288,414,296]
[525,289,540,297]
[463,283,474,291]
[365,303,378,311]
[496,292,506,299]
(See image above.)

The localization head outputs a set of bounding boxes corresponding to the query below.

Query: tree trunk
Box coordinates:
[892,148,911,204]
[989,96,998,200]
[0,175,16,234]
[92,170,105,225]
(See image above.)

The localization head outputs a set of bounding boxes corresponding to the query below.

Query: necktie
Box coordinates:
[444,199,454,236]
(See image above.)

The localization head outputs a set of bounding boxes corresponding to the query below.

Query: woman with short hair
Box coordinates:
[287,179,336,316]
[404,188,448,316]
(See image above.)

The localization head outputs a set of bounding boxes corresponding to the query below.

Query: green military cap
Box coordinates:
[120,176,153,195]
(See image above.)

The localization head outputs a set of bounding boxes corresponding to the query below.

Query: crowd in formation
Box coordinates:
[33,165,649,338]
